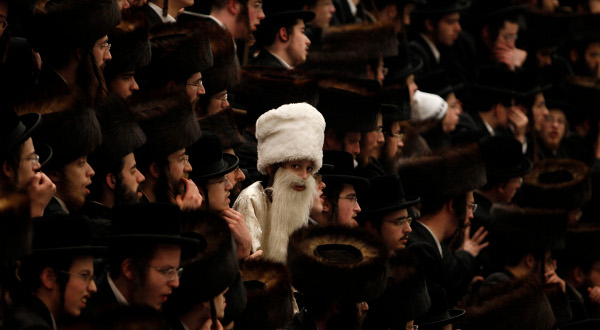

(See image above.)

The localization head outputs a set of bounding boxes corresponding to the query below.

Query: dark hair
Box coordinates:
[255,20,298,48]
[0,143,24,191]
[420,191,468,219]
[413,13,445,34]
[19,255,75,294]
[109,244,158,284]
[322,181,346,225]
[485,14,519,46]
[88,156,126,201]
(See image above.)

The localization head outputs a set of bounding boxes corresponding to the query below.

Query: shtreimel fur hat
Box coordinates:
[255,103,325,175]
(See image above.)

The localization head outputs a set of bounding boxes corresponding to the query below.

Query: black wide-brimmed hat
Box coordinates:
[381,85,411,121]
[413,0,471,15]
[320,151,369,191]
[417,70,465,99]
[30,214,107,257]
[416,287,465,329]
[260,0,315,26]
[108,203,200,250]
[467,0,525,23]
[468,66,522,100]
[318,84,382,133]
[479,136,532,180]
[359,174,420,219]
[560,223,600,270]
[515,69,552,98]
[384,45,423,86]
[198,108,246,151]
[520,158,591,211]
[0,109,41,155]
[188,132,239,182]
[103,27,152,82]
[287,225,388,301]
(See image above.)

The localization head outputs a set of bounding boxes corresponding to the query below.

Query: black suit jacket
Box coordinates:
[407,34,441,77]
[43,197,68,217]
[78,201,112,241]
[142,3,165,28]
[249,50,288,69]
[83,275,121,318]
[6,295,54,330]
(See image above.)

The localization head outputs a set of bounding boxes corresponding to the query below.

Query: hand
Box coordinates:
[28,172,56,218]
[462,226,489,257]
[175,178,203,211]
[199,318,224,330]
[221,208,252,259]
[545,268,566,293]
[493,43,527,71]
[508,107,529,144]
[588,286,600,304]
[245,249,264,261]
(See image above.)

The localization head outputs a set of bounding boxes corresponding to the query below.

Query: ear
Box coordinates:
[106,173,117,190]
[424,18,435,34]
[40,267,57,290]
[481,25,490,43]
[447,199,455,215]
[149,162,161,179]
[266,165,275,176]
[497,182,507,195]
[278,27,289,42]
[573,266,585,285]
[227,0,241,14]
[324,129,339,149]
[75,48,83,61]
[2,161,14,180]
[524,253,536,269]
[121,258,135,281]
[570,49,579,64]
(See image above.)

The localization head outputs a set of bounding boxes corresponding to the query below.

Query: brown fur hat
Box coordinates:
[398,143,486,204]
[129,88,201,167]
[236,259,295,329]
[287,225,388,302]
[198,108,245,150]
[104,27,152,82]
[520,158,591,211]
[230,67,318,123]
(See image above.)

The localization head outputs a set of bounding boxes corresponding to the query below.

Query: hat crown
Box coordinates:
[189,133,225,175]
[314,244,363,263]
[480,136,532,178]
[362,174,414,212]
[111,203,182,238]
[32,214,96,253]
[322,151,355,175]
[262,0,305,16]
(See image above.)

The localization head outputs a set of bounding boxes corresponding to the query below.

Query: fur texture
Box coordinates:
[104,27,152,82]
[261,168,316,262]
[287,225,388,301]
[233,181,269,252]
[256,103,325,175]
[198,108,245,150]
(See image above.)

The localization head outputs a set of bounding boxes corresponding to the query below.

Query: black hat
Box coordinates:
[287,225,388,301]
[259,0,315,26]
[318,85,381,133]
[236,259,295,329]
[413,0,471,15]
[384,45,423,86]
[359,174,420,219]
[523,12,572,50]
[103,27,152,83]
[515,69,552,98]
[30,214,107,257]
[381,85,412,121]
[561,224,600,270]
[0,109,41,155]
[520,158,591,210]
[479,136,532,180]
[222,273,247,327]
[108,203,200,250]
[567,13,600,45]
[416,70,464,99]
[416,287,465,329]
[188,132,239,182]
[468,66,522,100]
[198,108,246,151]
[467,0,525,22]
[320,151,369,191]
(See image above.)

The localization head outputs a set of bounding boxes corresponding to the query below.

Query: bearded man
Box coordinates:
[233,103,325,262]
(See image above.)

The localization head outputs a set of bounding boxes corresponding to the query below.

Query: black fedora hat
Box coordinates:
[260,0,315,25]
[384,46,423,86]
[30,214,107,257]
[467,66,522,99]
[416,287,465,329]
[108,203,200,251]
[479,136,532,179]
[0,109,41,155]
[188,131,239,182]
[318,86,381,133]
[417,70,465,99]
[360,174,420,219]
[413,0,471,15]
[320,151,369,191]
[33,143,53,169]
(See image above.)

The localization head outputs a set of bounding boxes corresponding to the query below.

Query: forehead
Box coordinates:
[548,108,566,117]
[500,21,519,33]
[340,183,356,195]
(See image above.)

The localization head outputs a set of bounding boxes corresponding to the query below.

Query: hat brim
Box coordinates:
[2,113,42,155]
[385,58,424,85]
[35,143,53,169]
[418,309,465,328]
[486,156,533,179]
[107,234,200,252]
[414,1,471,15]
[321,175,370,192]
[361,196,421,218]
[262,10,316,24]
[191,153,240,182]
[31,245,108,258]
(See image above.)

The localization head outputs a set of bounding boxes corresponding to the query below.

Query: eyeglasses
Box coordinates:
[22,154,40,165]
[339,195,358,205]
[151,266,183,281]
[59,270,96,284]
[178,154,190,164]
[407,325,419,330]
[386,131,404,140]
[208,175,230,186]
[214,93,228,103]
[501,33,518,42]
[467,202,478,214]
[374,127,384,134]
[383,216,413,227]
[99,42,111,53]
[543,114,566,125]
[186,80,203,89]
[0,20,8,29]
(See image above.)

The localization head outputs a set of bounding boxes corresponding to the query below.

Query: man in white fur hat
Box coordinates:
[233,103,326,262]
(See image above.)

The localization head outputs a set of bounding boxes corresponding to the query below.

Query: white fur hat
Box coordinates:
[411,90,448,121]
[256,103,325,175]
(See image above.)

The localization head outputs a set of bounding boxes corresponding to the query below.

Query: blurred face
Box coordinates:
[540,0,559,12]
[494,21,519,49]
[403,3,415,27]
[63,256,97,317]
[213,287,228,319]
[434,13,461,47]
[588,260,600,287]
[309,0,336,29]
[343,132,361,159]
[362,114,384,158]
[311,174,326,215]
[380,209,412,251]
[166,149,192,196]
[248,0,265,31]
[495,102,512,128]
[531,92,549,132]
[498,177,523,204]
[224,149,245,202]
[138,244,181,310]
[109,71,139,99]
[285,20,311,67]
[584,42,600,78]
[15,138,41,191]
[282,160,314,183]
[205,175,233,212]
[384,121,403,160]
[407,75,418,103]
[53,156,95,211]
[536,47,554,67]
[465,191,475,225]
[116,0,130,10]
[540,109,566,151]
[336,184,361,227]
[92,36,112,69]
[442,92,463,133]
[590,0,600,13]
[116,153,145,204]
[0,1,7,39]
[206,91,230,116]
[185,72,205,107]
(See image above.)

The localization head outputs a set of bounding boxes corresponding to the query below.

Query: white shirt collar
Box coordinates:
[148,2,176,23]
[482,117,495,136]
[267,50,292,69]
[107,274,130,306]
[419,221,443,258]
[347,0,357,16]
[420,33,441,63]
[53,196,69,214]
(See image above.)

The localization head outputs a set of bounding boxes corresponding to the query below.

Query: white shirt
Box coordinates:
[267,51,292,69]
[107,274,130,306]
[420,221,444,258]
[420,33,441,63]
[148,2,176,23]
[346,0,357,16]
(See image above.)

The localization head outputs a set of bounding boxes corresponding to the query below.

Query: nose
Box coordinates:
[300,169,310,180]
[456,22,462,33]
[329,4,336,13]
[222,98,230,109]
[104,49,112,62]
[184,161,192,173]
[377,131,385,144]
[87,163,95,178]
[198,84,206,95]
[89,279,98,293]
[136,169,145,183]
[131,78,140,91]
[236,168,246,182]
[355,201,361,213]
[397,138,404,149]
[122,0,130,9]
[258,8,266,19]
[33,161,41,171]
[170,274,180,288]
[404,223,412,233]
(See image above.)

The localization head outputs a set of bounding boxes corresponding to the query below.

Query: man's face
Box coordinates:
[115,153,145,204]
[247,0,265,31]
[15,138,41,191]
[213,287,229,319]
[498,177,523,204]
[92,36,112,69]
[494,21,519,50]
[536,47,554,67]
[206,90,230,116]
[587,260,600,287]
[540,109,566,151]
[584,42,600,78]
[116,0,130,10]
[205,175,233,213]
[531,92,549,132]
[361,114,384,158]
[336,184,361,227]
[384,121,403,161]
[285,20,311,67]
[311,174,326,215]
[63,256,97,317]
[185,72,205,107]
[442,93,462,133]
[53,156,95,211]
[109,71,140,99]
[406,74,418,103]
[494,102,512,128]
[465,190,475,224]
[540,0,559,12]
[434,13,461,47]
[224,149,245,202]
[137,244,181,310]
[309,0,336,30]
[166,149,192,196]
[380,209,411,251]
[590,0,600,13]
[343,132,361,159]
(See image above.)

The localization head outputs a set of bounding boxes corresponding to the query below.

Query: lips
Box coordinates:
[292,185,306,192]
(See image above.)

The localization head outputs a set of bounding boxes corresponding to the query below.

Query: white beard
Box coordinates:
[261,168,316,262]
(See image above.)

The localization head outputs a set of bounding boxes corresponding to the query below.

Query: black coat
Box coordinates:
[354,157,387,178]
[83,275,121,317]
[142,3,165,28]
[78,201,112,241]
[6,295,54,330]
[249,50,288,69]
[407,34,442,77]
[284,308,317,330]
[43,197,68,217]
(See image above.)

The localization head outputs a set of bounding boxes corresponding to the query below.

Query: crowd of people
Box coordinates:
[2,0,600,329]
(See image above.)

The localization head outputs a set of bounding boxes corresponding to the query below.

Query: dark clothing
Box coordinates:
[407,34,442,77]
[284,308,317,330]
[406,221,479,307]
[84,275,121,317]
[6,295,55,330]
[78,201,112,241]
[235,130,262,184]
[26,66,71,107]
[43,197,69,217]
[332,0,365,26]
[566,283,589,322]
[249,50,288,69]
[354,157,386,178]
[141,3,165,28]
[451,112,491,145]
[472,191,492,235]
